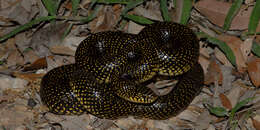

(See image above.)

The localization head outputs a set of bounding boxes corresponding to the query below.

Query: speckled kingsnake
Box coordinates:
[40,22,204,120]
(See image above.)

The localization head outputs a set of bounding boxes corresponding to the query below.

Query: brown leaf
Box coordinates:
[30,23,70,57]
[195,0,260,30]
[204,59,223,85]
[256,26,260,43]
[22,49,40,64]
[50,45,75,56]
[23,56,53,71]
[173,0,185,23]
[199,43,210,74]
[0,103,34,128]
[247,57,260,88]
[64,1,72,10]
[128,21,145,34]
[134,2,163,22]
[218,35,247,73]
[241,38,253,61]
[199,55,210,74]
[252,118,260,130]
[219,93,232,110]
[226,86,242,108]
[0,0,38,25]
[215,47,233,67]
[194,110,211,130]
[7,49,24,66]
[91,6,120,33]
[4,38,25,66]
[220,66,235,92]
[12,72,45,81]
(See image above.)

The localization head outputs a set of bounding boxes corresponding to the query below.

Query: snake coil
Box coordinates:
[40,22,204,120]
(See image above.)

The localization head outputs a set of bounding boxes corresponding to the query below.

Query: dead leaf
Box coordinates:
[252,118,260,130]
[22,49,40,64]
[245,0,255,5]
[64,1,72,11]
[247,57,260,88]
[256,36,260,46]
[226,86,242,108]
[219,93,232,110]
[91,6,120,33]
[199,55,210,74]
[0,0,38,25]
[45,55,75,71]
[0,76,28,90]
[256,27,260,43]
[0,103,34,127]
[50,45,75,56]
[128,21,144,34]
[195,0,260,30]
[89,118,114,129]
[8,2,32,24]
[220,65,236,92]
[204,59,223,85]
[195,110,211,130]
[241,38,254,61]
[14,31,32,52]
[215,47,233,67]
[23,56,50,71]
[12,72,44,81]
[4,38,25,66]
[30,23,70,57]
[62,35,86,51]
[134,3,163,21]
[177,107,199,123]
[199,43,210,74]
[7,49,24,66]
[173,0,185,23]
[218,35,247,73]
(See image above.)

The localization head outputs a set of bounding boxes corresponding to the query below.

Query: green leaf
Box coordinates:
[196,32,237,66]
[0,16,56,43]
[61,23,73,41]
[228,97,255,127]
[252,41,260,57]
[180,0,192,25]
[121,0,144,15]
[209,106,229,117]
[223,0,243,31]
[23,47,33,53]
[72,0,81,15]
[160,0,171,22]
[123,14,154,25]
[173,0,176,8]
[248,0,260,34]
[90,0,98,8]
[42,0,61,16]
[119,19,128,30]
[230,97,255,116]
[209,37,236,66]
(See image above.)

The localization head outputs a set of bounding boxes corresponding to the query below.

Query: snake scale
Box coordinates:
[40,22,204,120]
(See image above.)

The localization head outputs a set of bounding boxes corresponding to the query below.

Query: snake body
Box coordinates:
[40,22,204,119]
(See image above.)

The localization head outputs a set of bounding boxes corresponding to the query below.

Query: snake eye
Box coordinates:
[160,30,170,42]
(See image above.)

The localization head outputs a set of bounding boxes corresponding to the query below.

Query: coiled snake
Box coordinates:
[40,22,204,120]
